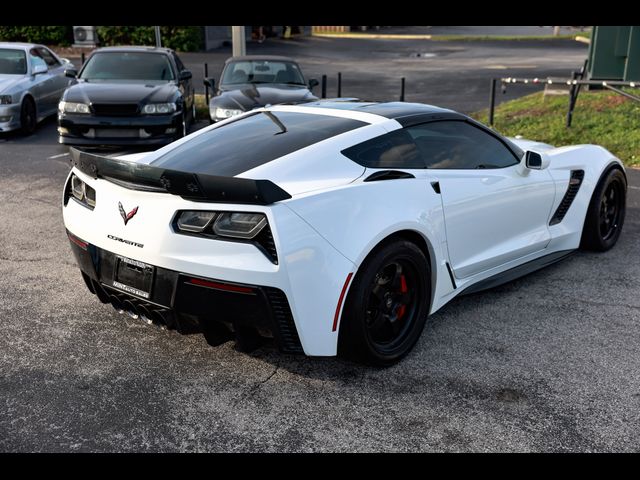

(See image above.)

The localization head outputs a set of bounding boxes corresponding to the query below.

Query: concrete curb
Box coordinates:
[312,33,433,40]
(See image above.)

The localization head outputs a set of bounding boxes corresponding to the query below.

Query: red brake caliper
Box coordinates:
[397,274,408,319]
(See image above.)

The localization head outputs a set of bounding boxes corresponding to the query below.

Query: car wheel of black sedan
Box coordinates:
[20,97,37,135]
[581,168,627,252]
[338,239,430,366]
[175,113,187,140]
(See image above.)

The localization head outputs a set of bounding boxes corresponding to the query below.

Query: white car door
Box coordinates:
[407,120,556,279]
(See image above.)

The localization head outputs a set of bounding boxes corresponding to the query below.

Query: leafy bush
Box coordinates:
[96,26,203,52]
[0,26,73,46]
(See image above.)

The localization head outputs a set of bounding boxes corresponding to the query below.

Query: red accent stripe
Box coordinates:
[332,272,354,332]
[68,232,88,250]
[188,277,254,294]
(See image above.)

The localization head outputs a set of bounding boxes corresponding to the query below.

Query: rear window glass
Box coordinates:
[151,111,366,176]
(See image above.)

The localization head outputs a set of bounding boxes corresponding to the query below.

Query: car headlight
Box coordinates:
[143,103,177,114]
[66,173,96,209]
[214,107,243,119]
[59,101,90,114]
[0,95,12,105]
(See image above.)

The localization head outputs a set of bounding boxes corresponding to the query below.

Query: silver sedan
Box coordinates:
[0,42,76,134]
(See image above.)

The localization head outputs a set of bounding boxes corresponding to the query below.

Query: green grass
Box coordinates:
[471,90,640,167]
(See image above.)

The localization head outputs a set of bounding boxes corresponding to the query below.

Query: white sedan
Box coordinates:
[62,101,627,365]
[0,42,75,134]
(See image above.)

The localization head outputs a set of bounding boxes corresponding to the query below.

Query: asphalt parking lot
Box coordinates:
[1,36,639,452]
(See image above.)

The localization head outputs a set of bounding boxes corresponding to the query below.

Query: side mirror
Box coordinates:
[308,78,319,89]
[525,150,550,170]
[203,77,215,90]
[179,69,192,81]
[32,63,47,75]
[64,68,78,78]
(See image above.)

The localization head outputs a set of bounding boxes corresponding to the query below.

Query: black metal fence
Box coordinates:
[489,60,640,128]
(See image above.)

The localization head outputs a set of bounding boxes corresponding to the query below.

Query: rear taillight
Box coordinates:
[172,210,277,264]
[65,173,96,210]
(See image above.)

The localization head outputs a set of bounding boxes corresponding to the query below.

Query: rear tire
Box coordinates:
[580,168,626,251]
[338,240,430,366]
[20,97,37,135]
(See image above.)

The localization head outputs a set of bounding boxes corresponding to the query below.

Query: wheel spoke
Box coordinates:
[370,284,386,304]
[388,315,401,336]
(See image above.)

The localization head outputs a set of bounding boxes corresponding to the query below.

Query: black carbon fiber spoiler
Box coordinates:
[69,148,291,205]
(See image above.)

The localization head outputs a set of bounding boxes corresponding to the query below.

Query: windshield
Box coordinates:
[0,49,27,75]
[79,52,175,82]
[221,60,305,86]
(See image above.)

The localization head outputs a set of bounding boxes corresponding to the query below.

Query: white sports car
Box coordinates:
[62,101,627,365]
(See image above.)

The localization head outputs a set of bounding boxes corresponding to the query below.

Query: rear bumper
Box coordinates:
[68,231,304,354]
[58,111,182,146]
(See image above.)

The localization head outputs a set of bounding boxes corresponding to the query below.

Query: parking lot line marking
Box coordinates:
[48,153,69,159]
[629,185,640,190]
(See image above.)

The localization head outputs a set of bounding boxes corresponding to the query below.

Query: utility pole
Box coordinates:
[154,26,162,47]
[232,26,246,57]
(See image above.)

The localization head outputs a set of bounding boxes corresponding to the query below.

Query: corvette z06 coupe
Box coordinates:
[62,101,627,365]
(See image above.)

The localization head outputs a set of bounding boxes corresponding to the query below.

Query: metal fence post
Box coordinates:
[321,74,327,99]
[400,77,405,101]
[566,71,578,128]
[337,72,342,97]
[81,52,85,65]
[204,63,209,105]
[489,78,497,126]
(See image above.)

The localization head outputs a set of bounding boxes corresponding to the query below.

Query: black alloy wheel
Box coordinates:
[20,97,37,135]
[365,259,419,351]
[581,168,626,251]
[339,239,430,366]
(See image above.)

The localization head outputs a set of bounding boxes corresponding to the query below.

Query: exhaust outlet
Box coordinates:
[137,304,154,325]
[121,299,139,319]
[150,309,168,330]
[110,295,125,314]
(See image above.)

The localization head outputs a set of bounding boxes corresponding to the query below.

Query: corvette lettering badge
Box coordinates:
[118,202,139,225]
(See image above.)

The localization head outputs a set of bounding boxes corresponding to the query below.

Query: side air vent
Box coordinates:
[363,170,415,182]
[264,288,303,354]
[549,170,585,225]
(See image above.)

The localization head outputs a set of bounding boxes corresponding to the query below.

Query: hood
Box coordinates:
[0,74,27,94]
[213,84,318,110]
[63,81,179,105]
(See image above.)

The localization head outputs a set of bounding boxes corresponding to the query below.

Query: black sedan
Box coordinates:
[205,55,318,122]
[58,46,194,147]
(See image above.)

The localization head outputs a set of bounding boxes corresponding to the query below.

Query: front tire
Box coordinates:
[580,168,626,251]
[174,112,187,140]
[20,97,37,135]
[338,240,430,366]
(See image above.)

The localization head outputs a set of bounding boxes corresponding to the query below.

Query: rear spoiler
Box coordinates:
[69,148,292,205]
